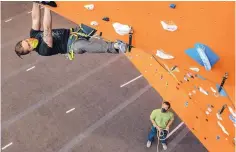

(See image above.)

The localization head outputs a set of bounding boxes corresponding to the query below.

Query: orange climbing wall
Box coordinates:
[48,2,235,152]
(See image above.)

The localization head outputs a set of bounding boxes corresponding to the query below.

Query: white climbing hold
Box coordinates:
[184,76,189,82]
[160,21,178,32]
[206,111,210,115]
[211,87,217,93]
[216,113,223,121]
[156,49,174,59]
[207,107,212,112]
[112,22,131,36]
[192,90,196,94]
[217,121,229,136]
[228,106,236,117]
[190,67,200,72]
[199,87,208,95]
[90,21,98,26]
[84,4,94,10]
[196,44,212,71]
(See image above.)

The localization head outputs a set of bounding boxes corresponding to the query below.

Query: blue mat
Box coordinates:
[185,43,220,70]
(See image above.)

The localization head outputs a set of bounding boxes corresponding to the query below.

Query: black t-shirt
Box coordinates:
[30,28,70,56]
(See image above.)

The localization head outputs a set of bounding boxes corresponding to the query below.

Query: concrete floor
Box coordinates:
[1,2,208,152]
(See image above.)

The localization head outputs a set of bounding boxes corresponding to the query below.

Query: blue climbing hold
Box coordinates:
[229,114,236,124]
[216,84,228,97]
[185,43,220,71]
[170,4,176,9]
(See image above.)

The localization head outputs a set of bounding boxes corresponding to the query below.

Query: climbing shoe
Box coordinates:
[162,143,167,150]
[146,140,152,148]
[115,40,128,53]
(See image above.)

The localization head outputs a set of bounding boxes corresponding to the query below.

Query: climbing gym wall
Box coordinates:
[48,1,235,152]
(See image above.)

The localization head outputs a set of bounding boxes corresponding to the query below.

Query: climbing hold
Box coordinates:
[216,113,223,121]
[228,106,236,117]
[207,107,212,112]
[185,43,220,71]
[156,49,174,59]
[160,21,178,32]
[206,111,210,115]
[184,101,188,107]
[218,73,228,93]
[229,114,236,124]
[160,74,163,80]
[102,17,110,21]
[196,44,212,71]
[195,74,206,80]
[190,67,200,72]
[112,22,132,36]
[216,84,228,97]
[90,21,98,26]
[170,66,179,72]
[169,4,176,9]
[198,87,208,95]
[84,4,94,10]
[192,90,196,94]
[186,72,194,79]
[210,87,217,93]
[217,121,229,136]
[184,76,189,82]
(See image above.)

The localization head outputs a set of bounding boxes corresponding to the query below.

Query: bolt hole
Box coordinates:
[204,137,207,140]
[196,116,198,119]
[192,128,195,130]
[206,119,208,122]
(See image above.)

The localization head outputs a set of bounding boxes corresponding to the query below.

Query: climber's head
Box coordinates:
[15,38,38,58]
[161,101,171,113]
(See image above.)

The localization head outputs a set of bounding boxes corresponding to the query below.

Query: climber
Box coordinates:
[146,101,174,150]
[14,2,128,59]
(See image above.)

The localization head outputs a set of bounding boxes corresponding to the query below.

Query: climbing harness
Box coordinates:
[156,129,169,152]
[67,24,97,60]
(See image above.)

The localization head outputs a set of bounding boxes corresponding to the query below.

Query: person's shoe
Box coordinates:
[162,143,168,150]
[38,1,57,7]
[146,140,152,148]
[114,40,127,53]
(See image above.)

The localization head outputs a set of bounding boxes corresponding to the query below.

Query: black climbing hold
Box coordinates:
[219,104,227,115]
[128,28,134,52]
[218,72,228,93]
[102,17,110,21]
[171,65,178,71]
[99,32,102,36]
